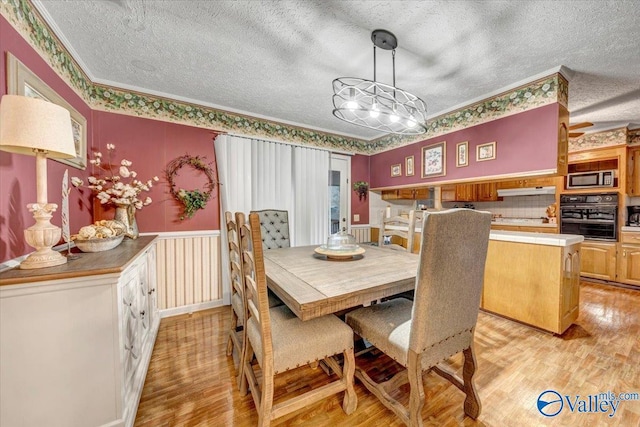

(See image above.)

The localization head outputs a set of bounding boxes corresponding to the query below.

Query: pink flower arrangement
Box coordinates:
[72,144,159,209]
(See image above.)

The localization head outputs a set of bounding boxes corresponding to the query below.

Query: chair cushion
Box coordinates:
[232,292,244,327]
[346,298,474,370]
[247,305,354,374]
[346,299,412,366]
[254,210,290,249]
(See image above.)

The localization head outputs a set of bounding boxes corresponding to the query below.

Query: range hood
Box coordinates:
[497,186,556,197]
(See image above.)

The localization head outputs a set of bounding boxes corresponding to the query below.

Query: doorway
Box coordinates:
[329,154,350,234]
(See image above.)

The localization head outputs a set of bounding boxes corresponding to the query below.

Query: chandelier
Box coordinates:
[332,29,428,135]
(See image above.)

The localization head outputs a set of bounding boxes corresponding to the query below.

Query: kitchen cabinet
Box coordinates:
[496,176,558,189]
[617,232,640,286]
[0,236,159,427]
[440,184,476,202]
[482,238,581,334]
[627,147,640,196]
[381,187,430,200]
[580,240,617,281]
[476,182,498,201]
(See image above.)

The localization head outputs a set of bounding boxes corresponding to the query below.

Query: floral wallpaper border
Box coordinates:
[2,0,568,155]
[569,128,629,152]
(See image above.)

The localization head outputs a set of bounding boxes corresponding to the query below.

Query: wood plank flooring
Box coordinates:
[135,282,640,426]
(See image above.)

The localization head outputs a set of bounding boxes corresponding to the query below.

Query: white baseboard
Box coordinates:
[159,299,226,318]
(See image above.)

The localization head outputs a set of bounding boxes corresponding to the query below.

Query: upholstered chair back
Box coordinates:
[409,209,491,365]
[251,209,290,249]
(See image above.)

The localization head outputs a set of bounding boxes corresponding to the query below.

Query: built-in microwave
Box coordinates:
[566,170,615,189]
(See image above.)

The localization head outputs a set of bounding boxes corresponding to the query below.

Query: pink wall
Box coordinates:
[0,15,93,262]
[92,111,219,233]
[0,16,220,263]
[370,103,561,188]
[350,154,370,225]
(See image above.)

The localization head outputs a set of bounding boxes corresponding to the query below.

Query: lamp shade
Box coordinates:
[0,94,76,159]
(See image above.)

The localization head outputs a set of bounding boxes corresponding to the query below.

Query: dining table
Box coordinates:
[262,244,420,321]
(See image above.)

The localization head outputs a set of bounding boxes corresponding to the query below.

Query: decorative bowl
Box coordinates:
[75,234,125,253]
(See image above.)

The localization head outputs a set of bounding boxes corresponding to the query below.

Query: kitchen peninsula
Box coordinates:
[376,225,583,334]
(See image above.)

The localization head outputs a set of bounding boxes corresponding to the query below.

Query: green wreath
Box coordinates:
[166,155,217,220]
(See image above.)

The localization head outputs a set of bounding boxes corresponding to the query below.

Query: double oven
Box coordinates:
[560,193,618,241]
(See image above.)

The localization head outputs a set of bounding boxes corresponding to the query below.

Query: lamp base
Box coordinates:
[20,248,67,270]
[20,202,67,270]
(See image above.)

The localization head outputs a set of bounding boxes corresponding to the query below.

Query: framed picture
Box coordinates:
[405,155,415,176]
[7,53,87,169]
[421,141,446,178]
[477,141,497,162]
[391,163,402,177]
[456,141,468,167]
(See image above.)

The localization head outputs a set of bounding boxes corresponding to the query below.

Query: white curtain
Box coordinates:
[214,134,331,304]
[293,146,329,246]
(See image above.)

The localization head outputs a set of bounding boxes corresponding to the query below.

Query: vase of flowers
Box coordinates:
[72,144,159,239]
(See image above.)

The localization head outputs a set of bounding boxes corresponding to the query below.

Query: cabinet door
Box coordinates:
[412,188,430,199]
[397,189,415,199]
[122,272,140,391]
[618,244,640,285]
[381,190,399,200]
[146,246,158,327]
[476,183,498,201]
[441,185,456,202]
[580,242,616,280]
[628,148,640,196]
[560,247,580,332]
[455,184,476,201]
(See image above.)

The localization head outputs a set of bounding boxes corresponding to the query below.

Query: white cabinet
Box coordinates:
[0,236,159,427]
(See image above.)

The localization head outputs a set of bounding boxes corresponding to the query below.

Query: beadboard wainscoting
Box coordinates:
[149,231,223,318]
[351,225,372,243]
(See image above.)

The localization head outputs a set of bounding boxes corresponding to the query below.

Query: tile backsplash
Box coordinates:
[443,194,556,218]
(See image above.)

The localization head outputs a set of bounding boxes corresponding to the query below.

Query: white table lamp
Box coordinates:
[0,95,77,269]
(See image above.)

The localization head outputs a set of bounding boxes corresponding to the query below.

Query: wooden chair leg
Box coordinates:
[407,351,425,427]
[462,345,481,419]
[341,348,358,415]
[227,309,237,356]
[239,340,253,396]
[235,328,246,390]
[258,363,275,427]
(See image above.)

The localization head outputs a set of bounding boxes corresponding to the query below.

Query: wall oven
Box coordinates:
[560,193,618,241]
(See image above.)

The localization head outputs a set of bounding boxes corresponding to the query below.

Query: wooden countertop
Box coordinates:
[0,235,157,286]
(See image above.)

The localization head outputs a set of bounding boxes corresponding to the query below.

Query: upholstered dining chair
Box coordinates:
[346,209,492,427]
[250,209,290,249]
[239,213,357,426]
[378,209,417,253]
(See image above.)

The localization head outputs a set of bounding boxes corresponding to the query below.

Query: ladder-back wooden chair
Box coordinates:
[225,211,247,388]
[239,213,357,426]
[347,209,491,427]
[378,210,417,253]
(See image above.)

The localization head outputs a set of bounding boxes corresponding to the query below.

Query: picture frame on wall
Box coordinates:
[456,141,468,167]
[391,163,402,177]
[6,53,87,170]
[421,141,446,178]
[477,141,497,162]
[405,155,415,176]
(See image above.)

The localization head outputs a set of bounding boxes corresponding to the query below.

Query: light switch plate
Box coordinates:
[353,214,360,222]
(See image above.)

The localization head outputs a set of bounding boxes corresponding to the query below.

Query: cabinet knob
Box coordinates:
[140,310,145,316]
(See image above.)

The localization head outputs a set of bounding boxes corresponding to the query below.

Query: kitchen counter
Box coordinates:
[381,225,581,247]
[491,220,557,228]
[622,226,640,232]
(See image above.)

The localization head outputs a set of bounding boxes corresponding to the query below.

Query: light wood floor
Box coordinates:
[135,282,640,426]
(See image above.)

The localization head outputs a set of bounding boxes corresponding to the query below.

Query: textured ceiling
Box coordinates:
[33,0,640,140]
